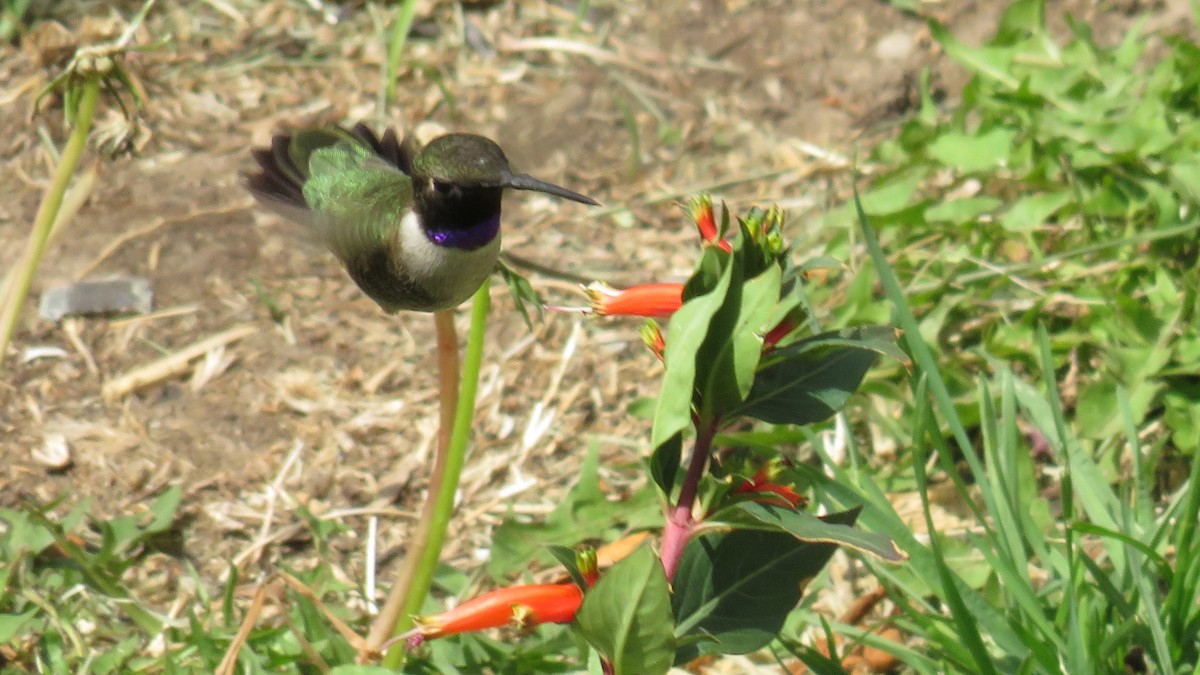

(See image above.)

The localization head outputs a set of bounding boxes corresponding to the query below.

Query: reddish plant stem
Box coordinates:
[659,418,718,582]
[366,310,458,654]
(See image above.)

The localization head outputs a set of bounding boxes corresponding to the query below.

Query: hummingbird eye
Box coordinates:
[432,179,453,195]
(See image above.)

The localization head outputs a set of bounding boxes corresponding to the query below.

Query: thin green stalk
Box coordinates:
[378,0,417,115]
[380,285,490,668]
[0,76,100,368]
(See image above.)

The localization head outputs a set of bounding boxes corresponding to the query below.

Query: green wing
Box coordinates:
[246,125,417,263]
[301,140,414,263]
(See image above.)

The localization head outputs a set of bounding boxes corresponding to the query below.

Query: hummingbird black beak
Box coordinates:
[506,173,600,206]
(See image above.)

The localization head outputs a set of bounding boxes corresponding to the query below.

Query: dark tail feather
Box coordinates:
[348,122,417,175]
[245,133,308,211]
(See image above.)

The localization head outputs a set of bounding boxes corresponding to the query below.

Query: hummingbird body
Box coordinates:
[246,123,596,313]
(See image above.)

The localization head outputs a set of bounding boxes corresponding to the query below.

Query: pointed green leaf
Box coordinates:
[926,127,1018,173]
[547,544,589,590]
[649,432,682,500]
[0,609,38,643]
[495,261,543,329]
[699,264,782,417]
[575,544,674,675]
[998,190,1073,232]
[929,20,1019,89]
[146,486,181,534]
[671,515,856,663]
[734,341,880,426]
[652,262,733,447]
[763,325,906,366]
[713,503,905,562]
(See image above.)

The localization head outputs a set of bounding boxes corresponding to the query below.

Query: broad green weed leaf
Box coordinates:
[930,20,1019,89]
[926,127,1017,173]
[999,191,1072,232]
[924,196,1002,223]
[0,609,37,642]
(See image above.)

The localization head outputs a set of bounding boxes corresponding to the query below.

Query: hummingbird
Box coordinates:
[245,123,598,313]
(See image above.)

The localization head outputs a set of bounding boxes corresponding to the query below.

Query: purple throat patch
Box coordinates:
[426,212,500,250]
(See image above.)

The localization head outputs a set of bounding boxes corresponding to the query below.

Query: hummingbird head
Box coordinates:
[412,134,598,211]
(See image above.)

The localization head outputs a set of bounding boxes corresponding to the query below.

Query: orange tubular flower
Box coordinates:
[586,282,683,318]
[413,582,584,642]
[734,468,808,509]
[689,195,732,252]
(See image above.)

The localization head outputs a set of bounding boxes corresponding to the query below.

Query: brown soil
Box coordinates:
[0,0,1160,655]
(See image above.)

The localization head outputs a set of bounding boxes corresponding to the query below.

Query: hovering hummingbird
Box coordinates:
[245,123,598,313]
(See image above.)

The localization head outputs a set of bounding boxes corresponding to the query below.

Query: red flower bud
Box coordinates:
[762,317,799,351]
[689,195,731,252]
[734,468,807,509]
[641,321,666,361]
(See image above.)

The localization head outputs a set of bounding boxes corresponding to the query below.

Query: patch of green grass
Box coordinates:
[813,0,1200,462]
[772,0,1200,671]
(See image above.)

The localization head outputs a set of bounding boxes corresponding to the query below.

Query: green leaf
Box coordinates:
[649,432,682,500]
[926,127,1018,173]
[671,516,855,663]
[994,0,1045,44]
[699,264,782,417]
[763,325,907,367]
[998,191,1072,232]
[146,486,181,534]
[329,667,398,674]
[547,545,589,590]
[712,503,905,562]
[923,196,1003,223]
[0,508,57,557]
[734,327,897,425]
[495,260,543,329]
[0,609,38,642]
[930,20,1019,89]
[575,544,674,675]
[652,261,734,447]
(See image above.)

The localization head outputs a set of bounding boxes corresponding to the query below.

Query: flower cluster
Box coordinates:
[558,196,804,359]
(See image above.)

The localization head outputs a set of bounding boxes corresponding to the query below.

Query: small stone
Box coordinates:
[38,277,153,322]
[32,434,73,470]
[875,30,917,62]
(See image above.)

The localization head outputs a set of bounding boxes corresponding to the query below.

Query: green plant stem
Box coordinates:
[374,286,490,668]
[379,0,417,115]
[659,418,718,582]
[0,76,100,368]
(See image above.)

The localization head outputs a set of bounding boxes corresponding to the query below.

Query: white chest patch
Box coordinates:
[397,211,501,309]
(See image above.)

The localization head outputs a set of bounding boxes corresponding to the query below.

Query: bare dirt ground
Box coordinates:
[0,0,1158,650]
